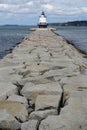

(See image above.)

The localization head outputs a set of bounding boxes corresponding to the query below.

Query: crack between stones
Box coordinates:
[36,85,70,130]
[57,84,69,115]
[13,81,24,96]
[36,118,46,130]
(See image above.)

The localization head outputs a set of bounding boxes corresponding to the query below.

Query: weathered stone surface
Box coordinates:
[35,95,61,111]
[27,64,49,77]
[0,66,15,77]
[5,53,38,65]
[43,67,79,79]
[0,28,87,130]
[19,76,53,85]
[59,96,87,130]
[41,60,78,69]
[0,66,22,82]
[40,97,87,130]
[0,110,21,130]
[21,119,38,130]
[18,77,52,87]
[64,83,87,92]
[0,58,14,67]
[7,94,28,108]
[0,101,28,122]
[0,82,18,100]
[63,83,87,97]
[26,78,52,85]
[39,114,87,130]
[30,46,48,53]
[40,115,85,130]
[61,96,87,117]
[39,52,51,61]
[13,44,36,54]
[39,115,70,130]
[29,109,57,120]
[21,82,62,103]
[60,75,87,85]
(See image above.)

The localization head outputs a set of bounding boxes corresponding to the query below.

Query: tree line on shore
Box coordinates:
[49,20,87,26]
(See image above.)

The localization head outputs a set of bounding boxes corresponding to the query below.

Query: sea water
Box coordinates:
[0,25,31,58]
[55,26,87,53]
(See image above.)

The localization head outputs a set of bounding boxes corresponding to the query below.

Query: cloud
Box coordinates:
[0,4,20,13]
[0,3,8,9]
[0,0,87,25]
[81,7,87,13]
[0,0,29,4]
[54,7,82,15]
[42,4,54,12]
[0,1,34,14]
[26,1,34,6]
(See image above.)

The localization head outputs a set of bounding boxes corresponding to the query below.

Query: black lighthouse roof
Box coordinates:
[41,11,46,17]
[42,11,45,15]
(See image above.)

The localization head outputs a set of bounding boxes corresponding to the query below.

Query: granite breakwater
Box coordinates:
[0,28,87,130]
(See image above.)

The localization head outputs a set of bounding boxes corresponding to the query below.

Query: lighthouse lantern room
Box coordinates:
[38,11,48,28]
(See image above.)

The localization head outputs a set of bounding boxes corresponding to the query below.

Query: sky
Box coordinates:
[0,0,87,25]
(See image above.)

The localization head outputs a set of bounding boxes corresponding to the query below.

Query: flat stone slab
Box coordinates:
[0,66,22,82]
[7,94,28,108]
[0,82,18,100]
[38,115,71,130]
[21,77,53,86]
[61,96,87,117]
[63,83,87,97]
[21,82,62,103]
[30,109,57,120]
[39,115,68,130]
[39,114,87,130]
[0,110,21,130]
[42,97,86,130]
[41,60,77,69]
[43,67,79,78]
[24,64,49,77]
[4,53,38,65]
[35,95,61,111]
[21,119,38,130]
[26,78,53,85]
[0,101,28,122]
[59,96,87,130]
[13,45,36,54]
[28,64,49,72]
[60,75,87,85]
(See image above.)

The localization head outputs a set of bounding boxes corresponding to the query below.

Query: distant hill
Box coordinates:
[3,25,19,26]
[49,21,87,26]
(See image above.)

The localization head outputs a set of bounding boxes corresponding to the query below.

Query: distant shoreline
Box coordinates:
[0,20,87,27]
[49,20,87,26]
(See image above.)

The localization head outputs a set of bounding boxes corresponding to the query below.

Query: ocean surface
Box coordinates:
[0,25,31,59]
[55,26,87,53]
[0,25,87,59]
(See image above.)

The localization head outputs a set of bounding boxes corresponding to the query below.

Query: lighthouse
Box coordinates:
[38,11,48,28]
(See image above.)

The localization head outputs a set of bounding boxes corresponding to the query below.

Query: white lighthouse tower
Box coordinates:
[38,11,48,28]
